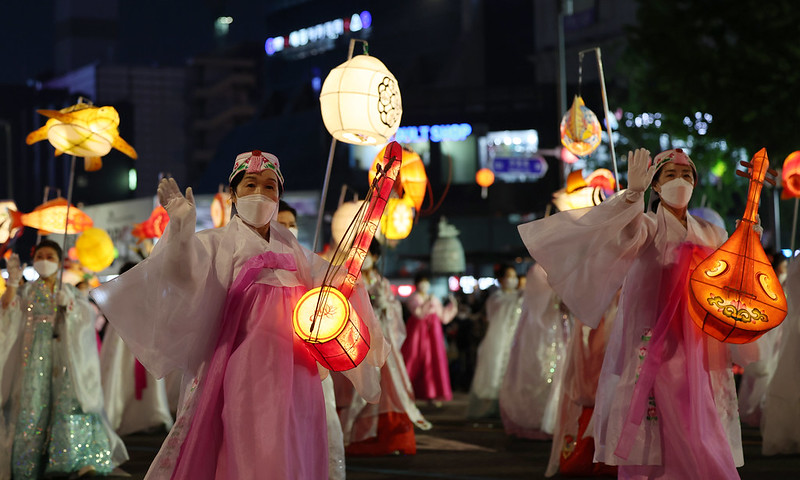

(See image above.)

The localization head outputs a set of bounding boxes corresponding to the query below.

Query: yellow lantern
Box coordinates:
[559,95,602,157]
[75,227,116,272]
[368,145,427,211]
[26,101,137,172]
[0,273,5,296]
[319,54,402,145]
[381,195,415,240]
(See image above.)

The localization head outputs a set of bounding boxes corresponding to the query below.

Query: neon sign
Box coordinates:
[265,11,372,56]
[394,123,473,143]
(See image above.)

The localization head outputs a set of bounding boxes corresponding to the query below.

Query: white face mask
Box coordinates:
[658,178,693,208]
[288,226,299,238]
[33,259,59,279]
[779,272,788,284]
[235,194,277,228]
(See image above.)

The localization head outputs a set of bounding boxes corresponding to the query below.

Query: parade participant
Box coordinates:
[499,263,567,437]
[100,261,174,435]
[92,150,387,479]
[467,264,524,419]
[277,198,346,480]
[402,272,457,403]
[338,241,431,456]
[519,148,744,479]
[1,240,127,480]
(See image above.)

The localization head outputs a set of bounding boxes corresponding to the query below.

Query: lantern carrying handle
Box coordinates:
[578,47,619,192]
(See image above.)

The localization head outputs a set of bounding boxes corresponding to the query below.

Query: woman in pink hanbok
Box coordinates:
[92,150,386,480]
[519,148,745,479]
[401,273,457,402]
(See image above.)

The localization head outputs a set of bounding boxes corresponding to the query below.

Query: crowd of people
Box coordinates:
[1,147,799,479]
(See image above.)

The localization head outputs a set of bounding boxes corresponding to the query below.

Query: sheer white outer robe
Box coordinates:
[518,191,744,468]
[100,323,174,435]
[0,282,129,479]
[761,257,800,455]
[499,263,568,437]
[466,287,524,418]
[92,214,387,479]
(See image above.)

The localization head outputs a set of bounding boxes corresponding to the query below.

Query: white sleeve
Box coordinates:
[518,191,654,328]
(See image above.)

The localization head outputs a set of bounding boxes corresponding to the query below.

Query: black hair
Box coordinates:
[33,239,63,261]
[495,263,517,278]
[414,270,430,286]
[279,200,297,218]
[368,239,382,258]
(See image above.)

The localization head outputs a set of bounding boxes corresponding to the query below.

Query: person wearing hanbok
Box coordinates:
[499,263,568,438]
[336,241,431,456]
[92,150,387,480]
[1,240,128,480]
[519,148,744,479]
[278,198,345,480]
[467,265,524,419]
[761,255,800,455]
[401,272,457,402]
[100,261,175,436]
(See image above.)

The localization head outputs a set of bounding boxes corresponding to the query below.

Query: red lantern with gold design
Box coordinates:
[781,150,800,199]
[369,145,427,211]
[689,148,786,343]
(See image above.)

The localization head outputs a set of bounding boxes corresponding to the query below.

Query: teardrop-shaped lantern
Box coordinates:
[320,54,402,145]
[559,95,602,157]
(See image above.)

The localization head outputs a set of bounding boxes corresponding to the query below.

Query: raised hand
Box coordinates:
[626,148,654,193]
[5,253,25,288]
[157,177,195,219]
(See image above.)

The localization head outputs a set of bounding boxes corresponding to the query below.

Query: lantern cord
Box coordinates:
[420,152,453,217]
[578,47,619,192]
[791,197,799,253]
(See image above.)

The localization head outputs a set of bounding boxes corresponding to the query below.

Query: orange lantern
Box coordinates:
[559,95,602,157]
[132,206,170,243]
[26,101,137,172]
[476,168,495,188]
[7,198,93,235]
[586,168,616,195]
[381,195,415,240]
[781,150,800,199]
[689,148,785,343]
[369,145,427,211]
[210,190,232,228]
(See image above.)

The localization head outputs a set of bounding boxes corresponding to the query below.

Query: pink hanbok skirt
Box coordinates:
[401,314,452,401]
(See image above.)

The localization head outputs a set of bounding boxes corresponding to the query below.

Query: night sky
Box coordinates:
[0,1,280,85]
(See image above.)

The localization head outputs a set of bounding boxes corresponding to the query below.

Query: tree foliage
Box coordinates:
[617,0,800,241]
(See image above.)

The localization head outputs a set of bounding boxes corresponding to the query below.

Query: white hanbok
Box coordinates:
[519,190,743,479]
[467,287,524,419]
[100,324,174,435]
[761,257,800,455]
[499,263,568,438]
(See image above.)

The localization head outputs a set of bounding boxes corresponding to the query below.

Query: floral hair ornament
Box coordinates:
[650,148,698,186]
[229,150,285,192]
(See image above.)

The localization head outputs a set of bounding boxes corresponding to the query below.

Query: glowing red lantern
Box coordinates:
[781,151,800,199]
[689,149,785,343]
[294,142,402,370]
[559,95,602,157]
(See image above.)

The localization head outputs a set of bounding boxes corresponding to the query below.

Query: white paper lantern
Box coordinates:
[431,217,465,274]
[319,54,402,145]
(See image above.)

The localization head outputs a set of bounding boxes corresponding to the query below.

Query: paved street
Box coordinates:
[112,392,800,479]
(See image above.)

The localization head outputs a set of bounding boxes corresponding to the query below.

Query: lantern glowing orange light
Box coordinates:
[559,95,602,157]
[7,198,93,235]
[689,148,785,343]
[476,168,495,187]
[26,101,137,172]
[381,195,415,240]
[781,151,800,199]
[369,145,427,211]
